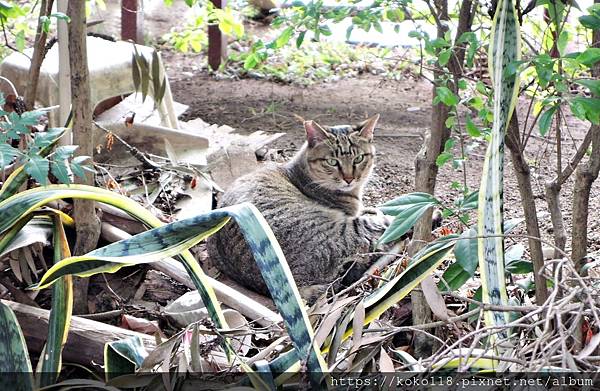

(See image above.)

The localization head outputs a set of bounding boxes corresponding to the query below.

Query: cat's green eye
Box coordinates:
[326,158,338,166]
[354,154,365,164]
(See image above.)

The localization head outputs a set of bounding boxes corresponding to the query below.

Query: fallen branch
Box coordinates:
[1,299,156,366]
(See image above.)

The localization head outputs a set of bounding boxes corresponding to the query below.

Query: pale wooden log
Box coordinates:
[2,299,231,368]
[1,299,156,366]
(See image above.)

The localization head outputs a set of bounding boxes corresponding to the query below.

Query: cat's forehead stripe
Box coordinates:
[330,134,356,156]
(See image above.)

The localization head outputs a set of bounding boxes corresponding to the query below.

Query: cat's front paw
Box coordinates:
[368,213,394,231]
[361,206,381,216]
[360,213,393,241]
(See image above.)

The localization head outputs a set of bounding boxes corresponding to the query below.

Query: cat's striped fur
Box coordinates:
[207,115,390,301]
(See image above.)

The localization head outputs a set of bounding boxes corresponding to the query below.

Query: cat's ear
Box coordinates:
[357,114,380,141]
[304,120,330,147]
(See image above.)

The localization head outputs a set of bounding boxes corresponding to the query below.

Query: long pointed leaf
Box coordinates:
[478,0,520,340]
[38,215,73,387]
[0,301,34,391]
[33,210,230,287]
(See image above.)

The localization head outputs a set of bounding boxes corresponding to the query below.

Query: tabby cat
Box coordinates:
[206,114,391,301]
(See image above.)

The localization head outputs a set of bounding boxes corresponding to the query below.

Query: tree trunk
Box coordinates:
[545,181,567,257]
[570,0,600,352]
[571,7,600,269]
[571,125,600,268]
[505,114,548,304]
[544,126,594,261]
[67,1,101,314]
[24,0,54,110]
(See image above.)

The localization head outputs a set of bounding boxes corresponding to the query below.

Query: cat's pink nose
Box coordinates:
[343,177,354,184]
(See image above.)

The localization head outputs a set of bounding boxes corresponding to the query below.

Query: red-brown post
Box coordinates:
[208,0,227,70]
[121,0,144,43]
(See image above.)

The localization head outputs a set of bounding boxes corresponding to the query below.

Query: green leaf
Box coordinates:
[6,186,326,386]
[156,79,167,104]
[386,8,404,23]
[0,185,222,335]
[275,27,294,49]
[24,155,49,185]
[54,145,78,160]
[378,203,434,245]
[69,162,86,179]
[505,244,533,274]
[50,160,71,184]
[0,302,34,390]
[50,12,70,22]
[435,86,459,106]
[454,227,478,274]
[373,20,383,34]
[557,30,569,56]
[243,53,258,70]
[378,192,438,214]
[440,217,514,292]
[270,235,457,379]
[577,48,600,67]
[151,50,161,103]
[296,31,306,48]
[139,56,150,102]
[366,235,458,317]
[131,54,141,92]
[0,129,67,203]
[439,261,472,291]
[319,25,332,36]
[438,49,451,66]
[40,16,51,32]
[569,97,600,124]
[0,215,37,258]
[460,190,479,210]
[15,30,25,51]
[436,151,453,167]
[466,117,481,137]
[458,31,479,67]
[538,106,557,136]
[575,79,600,97]
[0,143,19,167]
[580,14,600,30]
